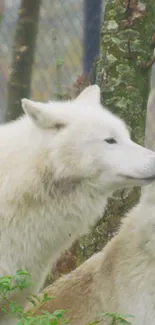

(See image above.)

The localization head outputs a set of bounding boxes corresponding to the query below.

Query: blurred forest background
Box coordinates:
[0,0,155,286]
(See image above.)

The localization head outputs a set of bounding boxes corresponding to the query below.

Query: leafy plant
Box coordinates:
[0,270,67,325]
[0,270,134,325]
[100,312,134,325]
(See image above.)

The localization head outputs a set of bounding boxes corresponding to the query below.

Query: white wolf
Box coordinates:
[1,85,155,325]
[27,88,155,325]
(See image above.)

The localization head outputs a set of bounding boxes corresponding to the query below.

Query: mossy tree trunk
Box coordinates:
[98,0,155,144]
[6,0,42,122]
[48,0,155,282]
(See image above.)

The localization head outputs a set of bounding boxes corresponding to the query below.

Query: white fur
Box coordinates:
[1,85,155,324]
[26,88,155,325]
[28,192,155,325]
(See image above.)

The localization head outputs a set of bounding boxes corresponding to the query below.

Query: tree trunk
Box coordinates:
[6,0,42,122]
[98,0,155,144]
[83,0,102,77]
[0,0,4,20]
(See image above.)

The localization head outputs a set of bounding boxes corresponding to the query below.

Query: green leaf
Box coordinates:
[107,53,117,65]
[111,37,121,45]
[106,20,118,30]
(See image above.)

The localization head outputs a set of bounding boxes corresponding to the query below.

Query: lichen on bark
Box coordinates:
[98,0,155,143]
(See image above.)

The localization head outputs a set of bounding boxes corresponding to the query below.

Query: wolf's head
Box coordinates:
[21,85,155,192]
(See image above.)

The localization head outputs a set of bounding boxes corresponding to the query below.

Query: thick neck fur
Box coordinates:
[96,185,155,320]
[117,186,155,260]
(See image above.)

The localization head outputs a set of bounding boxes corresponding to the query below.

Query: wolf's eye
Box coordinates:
[104,138,117,144]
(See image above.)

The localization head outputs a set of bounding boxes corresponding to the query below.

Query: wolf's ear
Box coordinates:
[21,98,67,129]
[76,85,101,104]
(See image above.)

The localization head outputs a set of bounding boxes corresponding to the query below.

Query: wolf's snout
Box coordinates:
[116,143,155,186]
[135,152,155,184]
[136,155,155,182]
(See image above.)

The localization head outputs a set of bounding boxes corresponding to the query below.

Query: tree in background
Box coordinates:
[6,0,42,121]
[83,0,102,79]
[0,0,4,20]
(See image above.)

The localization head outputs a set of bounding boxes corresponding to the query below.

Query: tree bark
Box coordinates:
[98,0,155,144]
[6,0,42,122]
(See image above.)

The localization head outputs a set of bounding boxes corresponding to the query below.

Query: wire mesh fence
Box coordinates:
[0,0,104,121]
[32,0,84,101]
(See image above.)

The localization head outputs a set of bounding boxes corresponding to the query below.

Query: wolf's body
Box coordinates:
[0,86,155,324]
[27,89,155,325]
[28,193,155,325]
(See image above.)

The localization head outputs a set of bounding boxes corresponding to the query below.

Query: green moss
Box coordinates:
[97,0,155,143]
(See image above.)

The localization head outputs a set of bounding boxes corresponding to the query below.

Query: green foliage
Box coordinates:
[100,312,134,325]
[87,312,134,325]
[56,59,65,69]
[0,270,67,325]
[0,270,134,325]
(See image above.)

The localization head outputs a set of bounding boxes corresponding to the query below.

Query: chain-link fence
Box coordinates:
[0,0,104,121]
